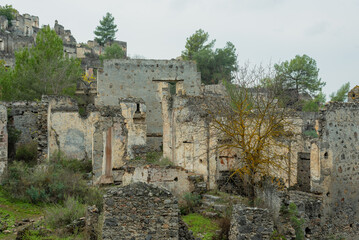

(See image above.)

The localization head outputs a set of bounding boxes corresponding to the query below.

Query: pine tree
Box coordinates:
[94,12,118,46]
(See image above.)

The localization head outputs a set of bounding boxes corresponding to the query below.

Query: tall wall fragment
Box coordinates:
[0,104,7,177]
[96,59,202,150]
[315,102,359,236]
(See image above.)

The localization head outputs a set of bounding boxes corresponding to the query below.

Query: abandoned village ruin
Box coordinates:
[1,10,359,240]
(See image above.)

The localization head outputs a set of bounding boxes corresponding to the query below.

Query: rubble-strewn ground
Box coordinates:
[0,187,87,239]
[0,187,43,239]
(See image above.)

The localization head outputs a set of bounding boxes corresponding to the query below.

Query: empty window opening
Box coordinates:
[169,82,176,95]
[135,103,141,113]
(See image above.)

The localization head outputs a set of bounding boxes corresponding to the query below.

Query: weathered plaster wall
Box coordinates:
[102,182,179,240]
[0,105,7,177]
[316,102,359,235]
[46,96,128,184]
[162,93,314,190]
[162,94,225,189]
[96,59,202,150]
[48,99,98,160]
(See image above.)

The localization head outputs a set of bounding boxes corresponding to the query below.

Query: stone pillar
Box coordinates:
[0,104,8,178]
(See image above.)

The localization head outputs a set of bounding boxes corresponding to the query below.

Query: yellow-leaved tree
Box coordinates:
[207,64,297,202]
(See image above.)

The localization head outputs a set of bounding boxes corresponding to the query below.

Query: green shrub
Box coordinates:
[288,203,305,240]
[146,151,162,163]
[1,161,30,199]
[145,152,173,166]
[1,159,103,209]
[15,141,38,164]
[270,229,287,240]
[45,196,86,228]
[303,130,318,138]
[180,192,201,215]
[212,216,231,240]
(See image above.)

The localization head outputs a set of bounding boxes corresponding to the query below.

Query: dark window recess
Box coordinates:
[136,103,140,113]
[297,152,311,192]
[169,82,176,95]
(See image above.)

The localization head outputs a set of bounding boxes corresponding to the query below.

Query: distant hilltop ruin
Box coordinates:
[0,10,127,67]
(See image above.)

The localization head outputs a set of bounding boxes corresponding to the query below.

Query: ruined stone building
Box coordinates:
[0,11,127,70]
[1,10,359,237]
[95,59,202,150]
[0,12,39,66]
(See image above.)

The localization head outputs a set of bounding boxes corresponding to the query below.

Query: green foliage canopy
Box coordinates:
[302,91,326,112]
[274,54,325,96]
[0,60,12,101]
[100,43,125,60]
[0,5,18,25]
[182,29,238,85]
[94,12,118,46]
[329,82,350,102]
[0,26,82,101]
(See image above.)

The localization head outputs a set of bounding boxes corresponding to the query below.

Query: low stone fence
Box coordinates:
[102,182,179,240]
[229,204,274,240]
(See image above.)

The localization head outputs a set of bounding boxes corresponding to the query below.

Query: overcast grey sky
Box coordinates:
[7,0,359,98]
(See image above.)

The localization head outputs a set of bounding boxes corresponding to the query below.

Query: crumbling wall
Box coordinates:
[46,96,128,184]
[229,204,274,240]
[11,13,39,36]
[163,93,313,190]
[316,102,359,236]
[113,165,206,196]
[5,101,48,160]
[48,97,98,160]
[0,104,7,177]
[102,182,179,240]
[162,94,228,189]
[54,20,77,58]
[119,98,146,159]
[96,59,202,150]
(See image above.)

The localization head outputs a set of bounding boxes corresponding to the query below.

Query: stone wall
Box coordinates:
[0,105,7,177]
[5,100,48,160]
[96,59,202,150]
[54,20,77,58]
[316,102,359,236]
[162,94,231,189]
[113,165,206,196]
[119,98,147,159]
[102,182,179,240]
[229,204,274,240]
[0,96,144,184]
[162,92,314,190]
[45,96,129,184]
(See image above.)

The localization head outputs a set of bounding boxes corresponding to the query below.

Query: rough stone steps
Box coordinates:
[199,194,228,218]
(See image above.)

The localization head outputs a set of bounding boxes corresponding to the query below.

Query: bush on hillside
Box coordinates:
[1,157,102,209]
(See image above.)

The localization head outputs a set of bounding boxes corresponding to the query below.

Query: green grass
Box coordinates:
[182,213,220,240]
[0,187,84,240]
[24,229,85,240]
[0,186,43,239]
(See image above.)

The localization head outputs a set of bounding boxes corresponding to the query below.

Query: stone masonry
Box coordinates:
[315,101,359,237]
[102,182,179,240]
[96,59,202,150]
[0,105,7,177]
[229,204,274,240]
